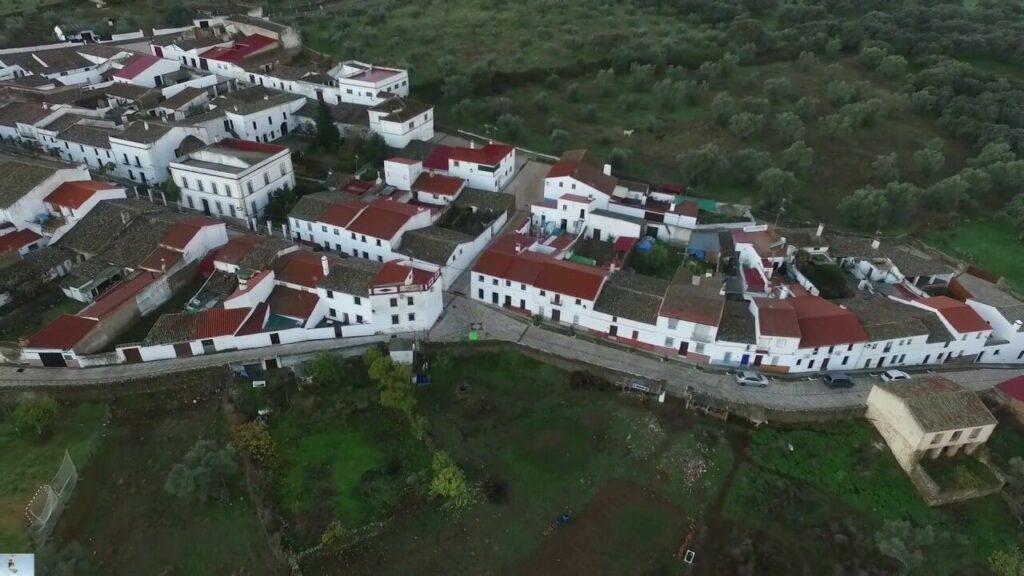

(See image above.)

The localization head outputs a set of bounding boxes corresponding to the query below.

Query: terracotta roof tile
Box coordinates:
[25,314,98,350]
[44,180,119,210]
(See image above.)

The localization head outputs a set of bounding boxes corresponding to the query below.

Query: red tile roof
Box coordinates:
[25,314,98,350]
[423,145,455,171]
[138,246,183,273]
[217,137,287,154]
[412,173,464,196]
[45,180,119,210]
[387,156,420,165]
[236,302,268,336]
[160,217,220,250]
[675,201,700,218]
[0,229,42,253]
[473,245,606,301]
[733,229,785,257]
[112,54,163,79]
[788,295,869,348]
[448,143,514,166]
[755,299,800,338]
[267,285,319,320]
[203,34,277,63]
[997,375,1024,402]
[79,271,159,319]
[274,250,332,288]
[917,296,990,333]
[320,201,365,228]
[215,235,261,265]
[547,150,617,196]
[373,260,436,288]
[195,307,252,338]
[742,268,765,290]
[347,198,425,240]
[225,269,273,302]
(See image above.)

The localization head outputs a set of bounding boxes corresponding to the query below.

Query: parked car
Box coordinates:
[822,372,854,389]
[735,371,769,387]
[880,369,910,382]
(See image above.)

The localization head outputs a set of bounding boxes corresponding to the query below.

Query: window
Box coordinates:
[408,313,416,322]
[356,314,363,323]
[264,172,270,185]
[321,225,327,232]
[329,308,336,317]
[968,427,982,440]
[950,430,963,442]
[186,196,194,209]
[197,180,204,192]
[391,314,399,325]
[665,337,674,347]
[247,182,254,195]
[333,228,339,236]
[376,239,381,247]
[505,280,511,287]
[575,298,581,305]
[931,433,944,445]
[390,298,398,307]
[407,297,413,305]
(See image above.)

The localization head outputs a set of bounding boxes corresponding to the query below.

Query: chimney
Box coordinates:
[514,242,522,254]
[816,222,825,238]
[469,140,476,149]
[669,203,675,213]
[1014,319,1022,332]
[871,239,881,250]
[705,271,712,278]
[321,254,329,276]
[603,164,612,176]
[239,276,248,288]
[691,274,701,286]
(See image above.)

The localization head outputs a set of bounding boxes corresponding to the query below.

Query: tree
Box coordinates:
[860,45,888,69]
[823,114,853,138]
[550,128,569,149]
[773,112,805,144]
[608,147,632,169]
[733,148,772,184]
[781,141,814,176]
[580,104,597,121]
[728,112,764,141]
[913,146,945,180]
[305,352,345,387]
[839,187,890,230]
[162,178,181,202]
[311,100,341,151]
[756,168,796,212]
[233,420,277,468]
[926,175,973,212]
[763,77,793,102]
[1005,194,1024,234]
[366,348,416,418]
[164,439,239,503]
[968,142,1016,168]
[495,113,522,141]
[989,547,1024,576]
[796,50,817,71]
[164,5,193,27]
[875,520,935,572]
[794,96,820,121]
[677,144,728,186]
[872,153,900,183]
[883,181,922,217]
[710,93,737,126]
[878,54,909,79]
[13,393,57,436]
[429,450,474,511]
[565,82,580,103]
[37,542,97,576]
[594,68,615,96]
[825,38,842,58]
[442,75,472,102]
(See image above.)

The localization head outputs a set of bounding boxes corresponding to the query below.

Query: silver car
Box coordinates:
[735,371,769,387]
[880,369,910,382]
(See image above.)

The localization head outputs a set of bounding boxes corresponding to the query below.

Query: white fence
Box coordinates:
[25,450,78,545]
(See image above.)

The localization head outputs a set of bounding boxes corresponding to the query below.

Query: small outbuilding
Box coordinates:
[995,375,1024,424]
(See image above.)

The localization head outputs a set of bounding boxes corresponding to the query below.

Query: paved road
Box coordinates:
[2,294,1020,413]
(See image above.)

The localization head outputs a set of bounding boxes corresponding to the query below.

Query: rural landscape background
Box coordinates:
[3,0,1024,574]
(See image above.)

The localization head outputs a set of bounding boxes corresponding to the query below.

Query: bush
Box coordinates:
[429,451,476,512]
[569,370,613,391]
[233,420,277,468]
[13,393,57,437]
[164,439,239,503]
[495,113,523,141]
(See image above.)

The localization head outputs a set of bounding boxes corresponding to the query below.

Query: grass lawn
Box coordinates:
[52,371,282,575]
[0,402,105,551]
[627,241,686,279]
[924,219,1024,293]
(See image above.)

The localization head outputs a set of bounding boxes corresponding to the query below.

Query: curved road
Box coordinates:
[1,296,1020,413]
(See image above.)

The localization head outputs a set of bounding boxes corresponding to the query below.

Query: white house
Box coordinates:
[112,54,182,88]
[212,86,305,143]
[109,120,212,186]
[367,97,434,149]
[0,157,91,233]
[289,194,432,263]
[171,138,294,219]
[906,296,992,362]
[384,157,465,206]
[329,61,410,105]
[42,180,127,243]
[424,143,515,192]
[954,272,1024,363]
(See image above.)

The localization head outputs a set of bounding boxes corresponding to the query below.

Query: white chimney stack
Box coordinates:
[321,255,329,276]
[816,222,825,238]
[469,141,476,149]
[871,239,881,250]
[514,242,522,254]
[603,163,612,176]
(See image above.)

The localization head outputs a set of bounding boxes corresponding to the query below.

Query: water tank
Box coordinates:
[635,238,654,253]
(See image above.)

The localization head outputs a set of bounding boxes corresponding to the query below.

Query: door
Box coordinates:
[741,354,750,366]
[504,295,511,307]
[609,325,617,337]
[876,357,884,368]
[154,46,164,57]
[491,292,498,304]
[123,347,143,364]
[39,352,66,367]
[201,199,211,215]
[552,309,560,323]
[281,122,288,135]
[820,358,829,371]
[561,219,567,230]
[753,355,763,367]
[679,341,689,356]
[265,358,279,370]
[334,324,343,337]
[173,343,192,358]
[593,228,601,240]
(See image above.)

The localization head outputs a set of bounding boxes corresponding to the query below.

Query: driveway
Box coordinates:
[503,159,549,209]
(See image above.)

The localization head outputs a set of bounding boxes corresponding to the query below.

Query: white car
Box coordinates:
[880,369,910,382]
[735,371,769,387]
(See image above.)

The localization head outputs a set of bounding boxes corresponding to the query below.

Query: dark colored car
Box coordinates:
[822,372,854,389]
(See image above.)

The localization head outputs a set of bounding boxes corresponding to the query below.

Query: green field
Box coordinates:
[925,219,1024,293]
[2,352,1021,574]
